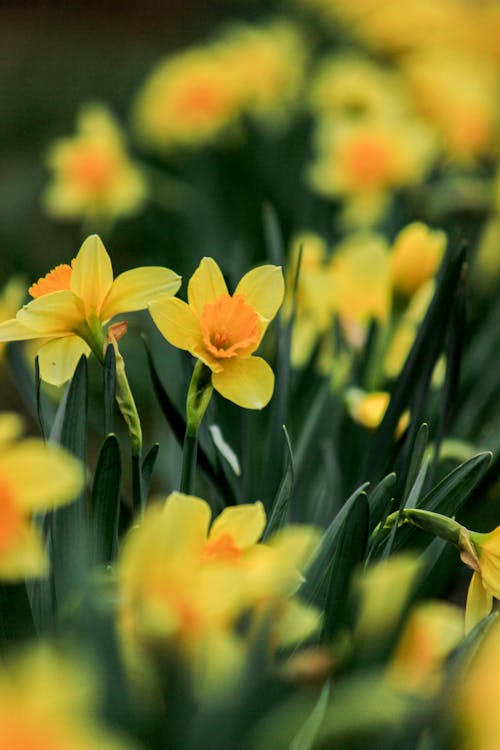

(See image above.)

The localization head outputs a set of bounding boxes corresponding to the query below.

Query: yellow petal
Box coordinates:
[101,266,181,320]
[0,439,85,511]
[187,257,228,316]
[0,413,24,451]
[16,291,84,334]
[36,335,90,386]
[465,572,493,634]
[211,356,274,409]
[70,234,114,316]
[234,265,285,321]
[0,317,46,342]
[0,522,48,581]
[209,502,266,548]
[267,525,321,572]
[149,296,202,351]
[274,599,322,647]
[161,492,212,562]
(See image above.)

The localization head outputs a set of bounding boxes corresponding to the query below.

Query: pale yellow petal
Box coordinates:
[267,525,321,572]
[70,234,114,316]
[161,492,212,561]
[234,265,285,321]
[0,522,48,580]
[0,413,24,450]
[209,502,266,548]
[36,335,90,386]
[0,317,46,342]
[16,291,84,334]
[149,296,202,351]
[465,572,493,634]
[187,257,228,315]
[0,439,85,511]
[101,266,181,320]
[274,599,322,647]
[211,356,274,409]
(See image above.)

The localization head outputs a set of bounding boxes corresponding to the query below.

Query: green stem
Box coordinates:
[132,452,144,514]
[179,360,213,494]
[180,433,198,494]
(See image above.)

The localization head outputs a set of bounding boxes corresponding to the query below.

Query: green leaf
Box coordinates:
[0,583,36,652]
[368,472,396,529]
[50,356,89,607]
[103,343,116,436]
[402,423,429,503]
[262,202,285,266]
[300,482,370,610]
[34,356,46,440]
[209,424,241,476]
[141,443,159,500]
[91,434,121,565]
[263,426,294,540]
[290,681,330,750]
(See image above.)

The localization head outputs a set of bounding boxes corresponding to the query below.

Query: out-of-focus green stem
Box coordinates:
[180,360,213,494]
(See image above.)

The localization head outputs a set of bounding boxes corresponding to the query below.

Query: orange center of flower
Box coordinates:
[201,533,243,563]
[0,475,22,553]
[65,147,118,191]
[200,294,260,359]
[173,78,232,126]
[29,263,74,299]
[344,135,396,188]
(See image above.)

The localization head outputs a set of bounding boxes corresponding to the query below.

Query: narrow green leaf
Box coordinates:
[141,442,159,500]
[209,424,241,476]
[0,583,36,652]
[6,342,37,420]
[294,383,331,476]
[368,472,397,529]
[103,343,116,436]
[91,434,121,565]
[290,681,330,750]
[262,202,285,266]
[300,482,370,610]
[403,456,430,511]
[34,356,46,440]
[263,426,294,539]
[402,423,428,503]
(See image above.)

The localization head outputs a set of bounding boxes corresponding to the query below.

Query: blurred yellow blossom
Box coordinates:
[308,118,436,226]
[346,388,409,436]
[0,234,180,385]
[149,257,284,409]
[118,492,320,691]
[0,277,25,362]
[390,222,446,297]
[0,645,136,750]
[387,601,463,694]
[384,279,434,379]
[133,46,240,151]
[0,412,84,579]
[44,104,147,222]
[220,20,308,123]
[461,524,500,633]
[473,218,500,292]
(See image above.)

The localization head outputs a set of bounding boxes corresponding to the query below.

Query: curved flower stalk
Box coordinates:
[118,492,320,696]
[0,645,137,750]
[0,234,181,386]
[0,412,84,579]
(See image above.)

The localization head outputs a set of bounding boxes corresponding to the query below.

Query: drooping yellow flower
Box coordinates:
[0,234,181,385]
[308,118,436,226]
[0,276,25,362]
[387,601,463,694]
[219,20,308,123]
[0,645,136,750]
[0,412,84,579]
[133,46,240,151]
[462,524,500,633]
[390,222,446,297]
[149,257,284,409]
[44,104,147,221]
[118,492,320,691]
[346,388,409,437]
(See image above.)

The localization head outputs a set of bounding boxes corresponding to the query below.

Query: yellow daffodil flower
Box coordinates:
[0,646,136,750]
[44,104,148,221]
[149,257,284,409]
[346,388,410,437]
[463,525,500,633]
[0,412,84,579]
[0,234,181,385]
[390,222,446,297]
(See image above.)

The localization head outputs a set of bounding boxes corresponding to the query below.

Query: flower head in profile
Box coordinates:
[0,645,136,750]
[0,413,84,579]
[346,388,409,437]
[149,257,284,409]
[44,104,147,221]
[391,222,446,297]
[461,524,500,633]
[0,234,181,385]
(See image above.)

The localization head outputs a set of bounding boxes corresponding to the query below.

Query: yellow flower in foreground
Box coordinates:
[0,276,25,362]
[133,46,240,151]
[119,492,320,690]
[44,104,147,221]
[0,412,84,579]
[149,257,284,409]
[0,234,181,385]
[463,524,500,633]
[390,222,446,297]
[346,388,409,437]
[0,646,136,750]
[387,601,463,694]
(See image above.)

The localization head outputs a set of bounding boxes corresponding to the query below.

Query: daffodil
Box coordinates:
[462,525,500,633]
[0,645,136,750]
[0,412,84,579]
[390,222,446,297]
[44,104,148,221]
[0,234,181,386]
[346,388,409,436]
[149,257,284,409]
